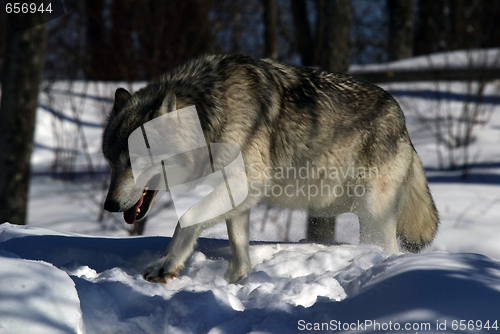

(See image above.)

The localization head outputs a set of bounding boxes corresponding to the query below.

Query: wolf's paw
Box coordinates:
[224,262,252,284]
[143,264,181,284]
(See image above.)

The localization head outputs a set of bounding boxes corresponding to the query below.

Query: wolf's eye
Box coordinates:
[119,153,131,167]
[104,159,113,170]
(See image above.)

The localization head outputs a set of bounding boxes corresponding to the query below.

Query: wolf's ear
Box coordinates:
[155,89,177,118]
[112,88,132,114]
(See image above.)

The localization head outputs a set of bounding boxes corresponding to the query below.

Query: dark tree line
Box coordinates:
[2,0,500,80]
[414,0,500,56]
[387,0,414,61]
[84,0,213,81]
[290,0,352,72]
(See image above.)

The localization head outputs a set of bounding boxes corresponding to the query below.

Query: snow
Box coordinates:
[0,252,83,334]
[350,48,500,72]
[2,224,500,333]
[2,50,500,333]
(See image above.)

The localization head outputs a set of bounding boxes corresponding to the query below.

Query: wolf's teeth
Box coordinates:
[137,208,141,214]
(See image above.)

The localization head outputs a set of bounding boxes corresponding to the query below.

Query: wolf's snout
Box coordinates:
[104,199,121,212]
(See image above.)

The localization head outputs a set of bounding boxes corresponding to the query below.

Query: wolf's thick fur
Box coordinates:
[103,54,439,283]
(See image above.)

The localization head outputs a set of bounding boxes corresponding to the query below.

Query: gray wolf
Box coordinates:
[102,54,439,283]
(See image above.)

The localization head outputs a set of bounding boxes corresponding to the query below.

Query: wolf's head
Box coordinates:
[102,87,177,224]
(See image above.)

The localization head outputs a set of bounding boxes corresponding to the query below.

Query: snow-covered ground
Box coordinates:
[1,51,500,333]
[3,223,500,334]
[350,48,500,72]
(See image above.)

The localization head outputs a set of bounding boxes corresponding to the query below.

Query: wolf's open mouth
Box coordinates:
[123,188,158,224]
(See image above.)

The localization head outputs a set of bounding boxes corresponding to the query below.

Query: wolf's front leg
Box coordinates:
[225,210,252,283]
[144,222,205,283]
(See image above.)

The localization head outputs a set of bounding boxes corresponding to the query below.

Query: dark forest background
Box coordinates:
[2,0,500,81]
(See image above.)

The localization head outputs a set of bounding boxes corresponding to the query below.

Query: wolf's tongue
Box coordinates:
[123,194,144,225]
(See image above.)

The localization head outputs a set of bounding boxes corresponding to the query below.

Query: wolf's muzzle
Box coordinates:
[104,199,121,212]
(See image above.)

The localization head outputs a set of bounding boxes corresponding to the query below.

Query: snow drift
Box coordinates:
[1,223,500,334]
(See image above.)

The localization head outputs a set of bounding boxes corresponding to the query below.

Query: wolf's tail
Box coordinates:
[396,152,439,253]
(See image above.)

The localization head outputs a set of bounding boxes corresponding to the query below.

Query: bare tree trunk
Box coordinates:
[290,0,314,66]
[130,218,147,236]
[450,0,482,50]
[0,16,7,62]
[0,17,48,225]
[313,0,326,66]
[231,0,242,53]
[414,0,441,56]
[481,0,500,48]
[84,0,106,80]
[110,0,138,81]
[317,0,352,73]
[263,0,278,59]
[387,0,414,61]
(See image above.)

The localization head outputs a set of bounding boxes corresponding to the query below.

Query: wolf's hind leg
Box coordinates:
[356,204,400,254]
[225,210,252,283]
[306,214,336,243]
